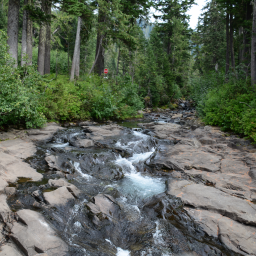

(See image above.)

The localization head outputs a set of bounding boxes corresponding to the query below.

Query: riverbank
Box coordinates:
[0,109,255,255]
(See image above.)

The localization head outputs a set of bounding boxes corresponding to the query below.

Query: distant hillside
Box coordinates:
[137,19,154,39]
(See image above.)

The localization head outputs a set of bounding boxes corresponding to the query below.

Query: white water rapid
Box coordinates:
[114,130,166,199]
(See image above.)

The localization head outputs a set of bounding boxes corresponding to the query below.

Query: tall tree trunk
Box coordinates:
[94,10,105,75]
[123,57,125,75]
[21,0,27,66]
[89,34,103,75]
[84,49,87,73]
[7,0,20,67]
[55,49,58,79]
[225,11,230,74]
[44,0,51,74]
[238,27,243,64]
[68,37,70,74]
[116,46,120,76]
[242,1,253,75]
[251,0,256,87]
[37,0,46,75]
[26,0,33,65]
[75,36,80,77]
[94,32,104,75]
[230,13,235,69]
[70,16,81,81]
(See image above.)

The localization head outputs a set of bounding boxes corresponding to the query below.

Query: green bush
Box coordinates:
[41,74,144,121]
[0,30,47,128]
[200,78,256,141]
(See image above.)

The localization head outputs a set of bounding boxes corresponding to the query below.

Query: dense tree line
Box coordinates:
[1,0,256,141]
[192,0,256,141]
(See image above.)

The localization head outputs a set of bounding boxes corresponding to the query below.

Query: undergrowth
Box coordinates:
[191,71,256,142]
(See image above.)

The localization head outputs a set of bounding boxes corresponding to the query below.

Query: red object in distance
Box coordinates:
[104,68,108,74]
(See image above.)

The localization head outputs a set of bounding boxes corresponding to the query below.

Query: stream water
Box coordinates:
[8,121,228,256]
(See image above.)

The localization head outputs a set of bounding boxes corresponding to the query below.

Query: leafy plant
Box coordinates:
[0,30,46,128]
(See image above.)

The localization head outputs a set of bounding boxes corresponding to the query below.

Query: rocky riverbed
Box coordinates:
[0,108,256,256]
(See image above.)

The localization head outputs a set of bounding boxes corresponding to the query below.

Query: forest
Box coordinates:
[1,0,256,142]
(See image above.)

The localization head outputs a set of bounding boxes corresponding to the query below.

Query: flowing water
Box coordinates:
[9,122,228,256]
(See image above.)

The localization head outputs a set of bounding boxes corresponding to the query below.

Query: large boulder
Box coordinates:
[10,209,68,256]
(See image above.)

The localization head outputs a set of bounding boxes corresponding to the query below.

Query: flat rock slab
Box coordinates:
[0,244,23,256]
[0,194,11,222]
[70,138,94,148]
[185,208,256,255]
[148,144,221,172]
[0,178,8,193]
[0,132,17,141]
[11,209,68,256]
[44,185,80,206]
[84,124,123,139]
[0,139,36,159]
[0,152,43,183]
[27,123,65,141]
[45,155,75,174]
[168,180,256,225]
[87,194,120,223]
[221,158,250,175]
[185,169,255,201]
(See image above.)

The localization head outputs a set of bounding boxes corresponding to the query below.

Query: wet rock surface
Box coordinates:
[0,110,256,255]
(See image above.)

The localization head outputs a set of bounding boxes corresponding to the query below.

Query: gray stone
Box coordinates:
[79,121,97,126]
[172,113,182,119]
[186,208,256,255]
[27,123,65,141]
[0,132,17,141]
[0,178,8,193]
[10,209,68,256]
[48,178,70,187]
[0,139,36,159]
[153,123,181,134]
[84,125,123,138]
[199,136,216,145]
[0,244,22,256]
[4,187,16,196]
[0,152,42,183]
[138,110,145,115]
[148,144,221,172]
[70,139,94,148]
[45,155,74,173]
[168,180,256,225]
[87,194,120,223]
[221,158,250,175]
[0,194,11,222]
[44,185,80,206]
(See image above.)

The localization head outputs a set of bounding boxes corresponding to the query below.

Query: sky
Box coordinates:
[150,0,208,30]
[187,0,208,29]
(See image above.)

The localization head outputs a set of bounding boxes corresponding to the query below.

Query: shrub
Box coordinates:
[41,74,144,121]
[201,78,256,141]
[0,30,47,128]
